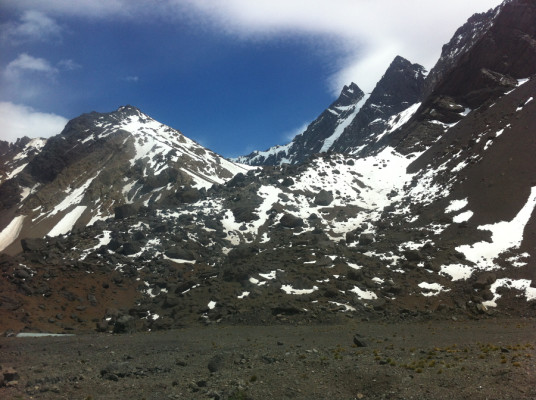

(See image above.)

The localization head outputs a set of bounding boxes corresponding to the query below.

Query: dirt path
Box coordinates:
[1,318,535,399]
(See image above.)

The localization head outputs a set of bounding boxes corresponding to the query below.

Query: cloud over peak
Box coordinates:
[0,102,67,143]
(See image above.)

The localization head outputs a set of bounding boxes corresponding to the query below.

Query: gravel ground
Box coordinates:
[1,317,535,399]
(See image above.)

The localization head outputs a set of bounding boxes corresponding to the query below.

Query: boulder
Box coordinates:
[280,213,303,228]
[403,250,423,262]
[21,238,46,252]
[114,204,138,219]
[473,272,497,290]
[358,233,374,245]
[314,190,334,206]
[113,315,137,334]
[165,247,195,261]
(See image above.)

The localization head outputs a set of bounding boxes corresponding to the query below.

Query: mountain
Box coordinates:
[0,105,251,255]
[330,55,426,155]
[234,82,365,165]
[236,55,427,166]
[0,0,535,335]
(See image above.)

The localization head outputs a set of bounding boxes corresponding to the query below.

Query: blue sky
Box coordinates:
[0,0,501,157]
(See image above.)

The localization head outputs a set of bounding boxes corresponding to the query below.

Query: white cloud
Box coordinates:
[0,102,67,143]
[2,0,503,94]
[1,0,150,19]
[123,76,139,82]
[283,122,308,141]
[1,10,62,44]
[4,53,58,79]
[173,0,504,93]
[58,59,81,71]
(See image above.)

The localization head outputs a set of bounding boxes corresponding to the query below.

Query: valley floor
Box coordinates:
[1,318,535,400]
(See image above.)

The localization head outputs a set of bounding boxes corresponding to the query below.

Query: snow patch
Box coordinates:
[483,278,536,307]
[456,187,536,270]
[446,198,468,213]
[48,206,87,237]
[440,264,473,281]
[281,284,318,295]
[453,210,473,223]
[350,286,377,300]
[0,216,25,252]
[418,282,449,296]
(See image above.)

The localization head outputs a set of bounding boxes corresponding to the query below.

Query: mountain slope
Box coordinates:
[0,106,251,255]
[0,0,535,334]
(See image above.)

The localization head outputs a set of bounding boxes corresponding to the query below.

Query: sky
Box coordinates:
[0,0,502,158]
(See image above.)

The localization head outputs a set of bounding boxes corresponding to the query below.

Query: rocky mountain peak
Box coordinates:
[337,82,364,106]
[328,55,426,155]
[423,0,535,107]
[116,104,143,115]
[233,82,365,166]
[0,106,251,254]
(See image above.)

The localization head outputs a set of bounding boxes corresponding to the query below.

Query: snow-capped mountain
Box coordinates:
[0,0,535,334]
[330,56,426,155]
[234,82,365,166]
[236,56,426,166]
[0,105,251,255]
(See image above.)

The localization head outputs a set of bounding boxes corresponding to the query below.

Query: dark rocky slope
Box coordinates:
[0,0,535,336]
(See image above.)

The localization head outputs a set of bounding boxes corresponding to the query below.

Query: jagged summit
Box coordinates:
[235,55,427,165]
[234,82,365,166]
[336,82,363,106]
[329,55,426,155]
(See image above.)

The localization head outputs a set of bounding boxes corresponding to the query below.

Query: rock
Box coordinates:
[3,367,19,382]
[105,308,120,320]
[481,289,494,301]
[163,294,181,308]
[165,247,195,261]
[120,241,141,256]
[280,213,303,228]
[96,321,109,332]
[353,334,367,347]
[473,272,497,290]
[101,362,133,379]
[175,187,201,203]
[403,250,423,262]
[314,190,334,206]
[358,233,374,245]
[208,354,224,373]
[21,238,46,252]
[227,173,247,188]
[271,304,302,315]
[114,204,138,219]
[14,268,31,279]
[88,294,97,306]
[281,177,294,187]
[113,315,137,334]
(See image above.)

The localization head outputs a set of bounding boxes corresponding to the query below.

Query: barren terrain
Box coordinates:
[1,317,534,399]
